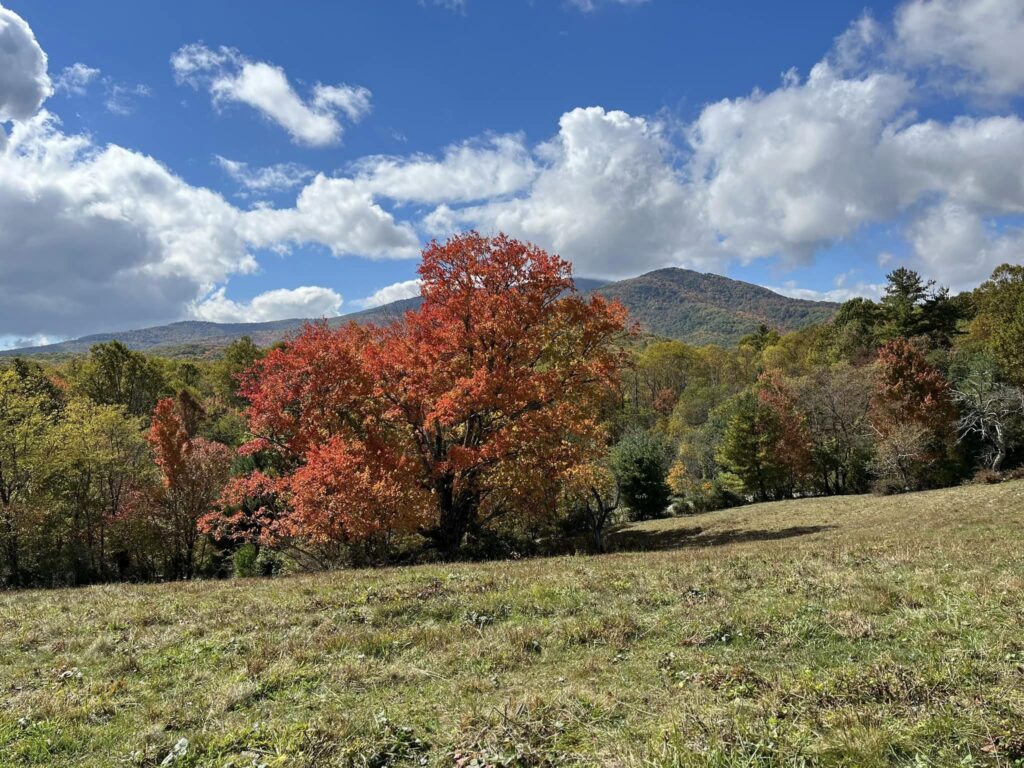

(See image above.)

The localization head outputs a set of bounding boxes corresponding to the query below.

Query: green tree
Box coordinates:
[71,341,169,417]
[211,336,264,407]
[55,399,152,582]
[879,267,962,347]
[969,264,1024,386]
[716,392,791,502]
[609,430,672,521]
[0,371,57,586]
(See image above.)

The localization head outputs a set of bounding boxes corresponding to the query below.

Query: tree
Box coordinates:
[756,370,813,483]
[211,336,264,407]
[878,267,962,348]
[870,338,956,491]
[609,429,672,521]
[562,462,620,552]
[969,264,1024,386]
[792,363,875,495]
[952,357,1024,471]
[0,371,57,586]
[716,392,793,502]
[55,399,152,582]
[146,397,233,578]
[880,267,931,340]
[828,297,883,363]
[72,341,168,417]
[227,233,628,555]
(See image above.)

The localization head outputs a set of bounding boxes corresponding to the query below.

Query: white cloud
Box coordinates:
[52,62,149,115]
[104,82,151,116]
[905,203,1024,292]
[240,174,420,258]
[0,4,50,128]
[882,116,1024,214]
[215,155,314,194]
[567,0,650,12]
[689,62,912,262]
[895,0,1024,98]
[54,63,100,96]
[352,278,422,309]
[0,113,421,337]
[0,111,255,337]
[193,285,343,322]
[171,43,371,146]
[767,280,885,303]
[422,0,467,12]
[434,107,718,278]
[354,134,537,204]
[312,83,372,122]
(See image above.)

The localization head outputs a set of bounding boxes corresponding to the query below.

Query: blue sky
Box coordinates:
[1,0,1023,345]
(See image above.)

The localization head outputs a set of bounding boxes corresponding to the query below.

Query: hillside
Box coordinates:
[2,480,1022,766]
[593,268,838,346]
[1,270,838,357]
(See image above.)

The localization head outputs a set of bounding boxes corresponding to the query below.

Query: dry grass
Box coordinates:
[2,481,1024,767]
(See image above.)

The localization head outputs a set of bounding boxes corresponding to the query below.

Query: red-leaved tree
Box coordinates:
[870,338,956,491]
[213,233,629,555]
[146,395,232,577]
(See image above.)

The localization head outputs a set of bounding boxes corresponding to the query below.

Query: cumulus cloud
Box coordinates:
[215,156,314,194]
[0,112,422,337]
[905,203,1024,291]
[354,134,537,204]
[352,278,422,309]
[432,107,718,278]
[171,43,371,146]
[0,4,50,129]
[193,285,343,322]
[421,28,1024,287]
[53,63,100,96]
[895,0,1024,98]
[690,63,912,262]
[0,112,260,337]
[240,175,420,258]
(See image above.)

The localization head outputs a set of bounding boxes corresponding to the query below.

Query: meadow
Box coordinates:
[2,480,1023,767]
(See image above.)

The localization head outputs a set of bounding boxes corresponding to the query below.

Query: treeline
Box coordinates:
[2,237,1022,588]
[0,339,262,586]
[620,265,1024,516]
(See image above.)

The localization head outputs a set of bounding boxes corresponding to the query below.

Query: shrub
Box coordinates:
[610,429,673,521]
[233,544,260,578]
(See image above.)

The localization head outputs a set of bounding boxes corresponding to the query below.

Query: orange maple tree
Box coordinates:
[215,233,629,554]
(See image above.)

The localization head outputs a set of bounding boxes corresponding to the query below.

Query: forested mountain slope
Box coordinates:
[2,270,837,356]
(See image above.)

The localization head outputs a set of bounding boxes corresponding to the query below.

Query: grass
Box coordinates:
[2,481,1024,767]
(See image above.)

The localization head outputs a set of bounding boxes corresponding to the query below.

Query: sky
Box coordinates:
[1,0,1023,349]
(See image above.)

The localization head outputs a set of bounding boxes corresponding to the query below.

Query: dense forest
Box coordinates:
[1,234,1022,589]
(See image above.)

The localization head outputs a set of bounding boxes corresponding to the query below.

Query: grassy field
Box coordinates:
[2,482,1023,767]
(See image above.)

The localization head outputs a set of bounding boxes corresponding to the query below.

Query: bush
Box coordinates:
[232,544,283,578]
[233,544,260,578]
[972,468,1004,485]
[610,429,673,521]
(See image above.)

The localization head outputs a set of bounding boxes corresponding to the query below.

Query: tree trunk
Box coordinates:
[429,477,476,556]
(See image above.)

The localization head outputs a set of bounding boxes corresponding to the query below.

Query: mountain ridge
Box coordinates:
[1,270,838,357]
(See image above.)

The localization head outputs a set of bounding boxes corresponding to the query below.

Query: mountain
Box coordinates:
[591,268,838,346]
[1,271,838,357]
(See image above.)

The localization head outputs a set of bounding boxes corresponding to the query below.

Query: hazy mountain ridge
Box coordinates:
[2,271,838,357]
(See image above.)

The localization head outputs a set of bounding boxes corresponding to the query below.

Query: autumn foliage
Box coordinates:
[145,395,233,577]
[220,233,628,553]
